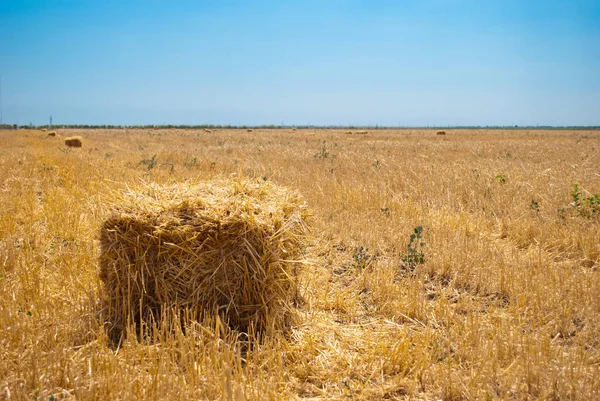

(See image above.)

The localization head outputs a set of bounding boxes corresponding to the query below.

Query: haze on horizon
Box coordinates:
[1,0,599,127]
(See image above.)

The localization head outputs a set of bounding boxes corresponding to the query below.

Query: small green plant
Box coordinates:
[352,246,376,270]
[529,199,540,213]
[584,193,600,209]
[570,184,582,207]
[557,207,568,220]
[567,184,600,218]
[402,226,425,269]
[183,156,198,168]
[138,154,157,170]
[580,193,600,217]
[314,141,329,159]
[495,174,507,184]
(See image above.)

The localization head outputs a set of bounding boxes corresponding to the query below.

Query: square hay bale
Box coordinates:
[65,136,83,147]
[99,178,309,341]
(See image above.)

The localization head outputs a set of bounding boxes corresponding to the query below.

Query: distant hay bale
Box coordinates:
[64,136,83,147]
[247,129,253,132]
[436,131,446,135]
[99,179,310,341]
[48,131,56,137]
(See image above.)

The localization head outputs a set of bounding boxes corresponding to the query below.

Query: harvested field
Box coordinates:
[0,128,599,400]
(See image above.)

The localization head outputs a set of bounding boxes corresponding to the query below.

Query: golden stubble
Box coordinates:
[0,128,599,400]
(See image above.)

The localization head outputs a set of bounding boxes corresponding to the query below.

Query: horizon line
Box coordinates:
[3,123,600,130]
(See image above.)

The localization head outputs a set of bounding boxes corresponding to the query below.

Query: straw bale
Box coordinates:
[99,178,309,341]
[65,136,83,147]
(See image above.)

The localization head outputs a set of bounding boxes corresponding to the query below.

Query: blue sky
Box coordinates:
[1,0,599,126]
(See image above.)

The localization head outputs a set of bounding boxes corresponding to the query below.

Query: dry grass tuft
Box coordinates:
[65,136,83,147]
[99,178,310,342]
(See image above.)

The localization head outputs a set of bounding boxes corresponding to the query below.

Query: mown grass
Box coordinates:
[0,128,599,400]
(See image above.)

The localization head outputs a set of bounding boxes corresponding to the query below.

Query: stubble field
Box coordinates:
[0,128,599,400]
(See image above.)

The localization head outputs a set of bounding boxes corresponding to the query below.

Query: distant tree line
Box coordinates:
[9,123,600,130]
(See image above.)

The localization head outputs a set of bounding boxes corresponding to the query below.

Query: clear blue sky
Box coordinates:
[1,0,599,126]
